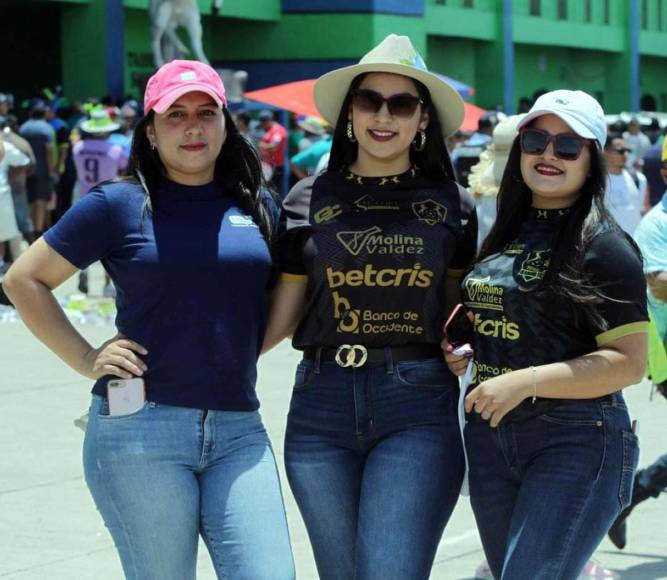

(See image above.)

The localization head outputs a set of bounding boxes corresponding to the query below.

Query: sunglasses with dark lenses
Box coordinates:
[609,147,631,155]
[519,128,588,161]
[351,89,424,118]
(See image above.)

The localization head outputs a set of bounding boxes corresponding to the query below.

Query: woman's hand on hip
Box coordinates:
[81,334,148,380]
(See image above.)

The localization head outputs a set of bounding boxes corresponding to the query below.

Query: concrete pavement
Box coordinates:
[1,270,665,579]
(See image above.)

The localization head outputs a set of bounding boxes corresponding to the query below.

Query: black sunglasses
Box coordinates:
[351,89,424,118]
[519,128,589,161]
[608,146,630,155]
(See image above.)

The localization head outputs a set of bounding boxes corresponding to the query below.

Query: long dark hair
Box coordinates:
[327,73,456,182]
[477,136,639,328]
[126,108,276,244]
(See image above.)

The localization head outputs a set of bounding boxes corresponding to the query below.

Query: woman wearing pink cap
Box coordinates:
[4,60,294,579]
[444,90,649,578]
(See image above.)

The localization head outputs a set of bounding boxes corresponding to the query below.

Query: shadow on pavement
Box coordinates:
[604,551,667,580]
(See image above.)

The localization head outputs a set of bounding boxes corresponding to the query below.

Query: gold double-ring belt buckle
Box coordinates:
[334,344,368,368]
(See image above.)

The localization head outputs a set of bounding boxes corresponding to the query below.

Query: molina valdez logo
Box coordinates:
[337,227,424,256]
[464,275,504,311]
[337,226,382,256]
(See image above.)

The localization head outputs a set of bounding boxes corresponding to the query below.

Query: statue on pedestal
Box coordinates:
[150,0,223,68]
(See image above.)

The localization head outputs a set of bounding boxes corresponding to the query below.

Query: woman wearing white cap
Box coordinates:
[445,90,649,578]
[264,34,477,579]
[4,60,294,580]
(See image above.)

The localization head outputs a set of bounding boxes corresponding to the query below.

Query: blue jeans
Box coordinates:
[466,393,639,580]
[12,188,33,234]
[83,395,295,580]
[285,354,464,580]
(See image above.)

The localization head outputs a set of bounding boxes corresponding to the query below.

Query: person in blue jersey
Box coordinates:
[444,90,649,579]
[4,60,294,580]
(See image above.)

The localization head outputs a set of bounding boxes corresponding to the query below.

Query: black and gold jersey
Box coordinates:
[462,208,649,389]
[278,167,477,349]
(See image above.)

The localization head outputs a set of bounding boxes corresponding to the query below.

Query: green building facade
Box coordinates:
[3,0,666,114]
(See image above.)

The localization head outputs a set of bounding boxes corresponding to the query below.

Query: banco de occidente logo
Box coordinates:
[336,226,425,257]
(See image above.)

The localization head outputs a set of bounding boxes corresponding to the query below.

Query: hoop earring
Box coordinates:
[413,130,426,152]
[346,121,356,143]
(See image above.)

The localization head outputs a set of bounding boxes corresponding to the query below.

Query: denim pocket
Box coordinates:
[537,402,604,426]
[293,360,315,391]
[395,357,453,389]
[619,430,639,510]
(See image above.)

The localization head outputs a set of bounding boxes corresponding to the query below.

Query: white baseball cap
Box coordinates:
[517,90,607,147]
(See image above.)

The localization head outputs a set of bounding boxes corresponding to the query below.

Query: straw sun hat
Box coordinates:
[314,34,465,138]
[468,114,525,197]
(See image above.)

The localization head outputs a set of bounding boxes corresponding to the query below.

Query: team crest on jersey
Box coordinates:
[412,199,447,225]
[515,250,550,284]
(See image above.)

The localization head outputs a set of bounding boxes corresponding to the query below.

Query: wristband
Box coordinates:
[530,366,537,404]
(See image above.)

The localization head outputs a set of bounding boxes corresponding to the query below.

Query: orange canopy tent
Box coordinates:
[244,79,486,133]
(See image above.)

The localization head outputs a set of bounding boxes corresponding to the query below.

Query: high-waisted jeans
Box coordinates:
[284,354,464,580]
[466,392,639,580]
[83,395,295,580]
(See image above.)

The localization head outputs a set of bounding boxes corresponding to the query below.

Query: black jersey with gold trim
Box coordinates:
[462,208,648,388]
[278,168,477,348]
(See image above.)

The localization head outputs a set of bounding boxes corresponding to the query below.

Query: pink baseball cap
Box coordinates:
[144,60,227,114]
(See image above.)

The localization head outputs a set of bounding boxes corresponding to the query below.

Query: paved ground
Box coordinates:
[1,269,666,579]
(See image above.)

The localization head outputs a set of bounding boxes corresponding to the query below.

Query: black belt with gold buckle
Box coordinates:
[303,344,443,368]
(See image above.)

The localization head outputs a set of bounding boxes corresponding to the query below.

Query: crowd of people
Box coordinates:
[0,92,333,301]
[1,34,666,580]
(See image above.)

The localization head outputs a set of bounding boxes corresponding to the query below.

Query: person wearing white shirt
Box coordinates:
[604,136,643,235]
[623,118,651,167]
[0,137,31,272]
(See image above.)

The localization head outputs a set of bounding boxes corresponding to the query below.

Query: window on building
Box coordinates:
[530,0,541,16]
[604,0,610,23]
[557,0,568,20]
[584,0,592,22]
[641,0,648,29]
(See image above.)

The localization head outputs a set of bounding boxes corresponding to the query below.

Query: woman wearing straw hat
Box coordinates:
[444,90,648,579]
[4,60,294,580]
[264,34,477,579]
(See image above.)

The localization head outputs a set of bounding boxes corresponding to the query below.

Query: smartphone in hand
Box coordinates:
[107,378,146,416]
[444,304,474,356]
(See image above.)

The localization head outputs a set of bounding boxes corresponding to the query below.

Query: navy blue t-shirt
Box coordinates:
[44,179,275,411]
